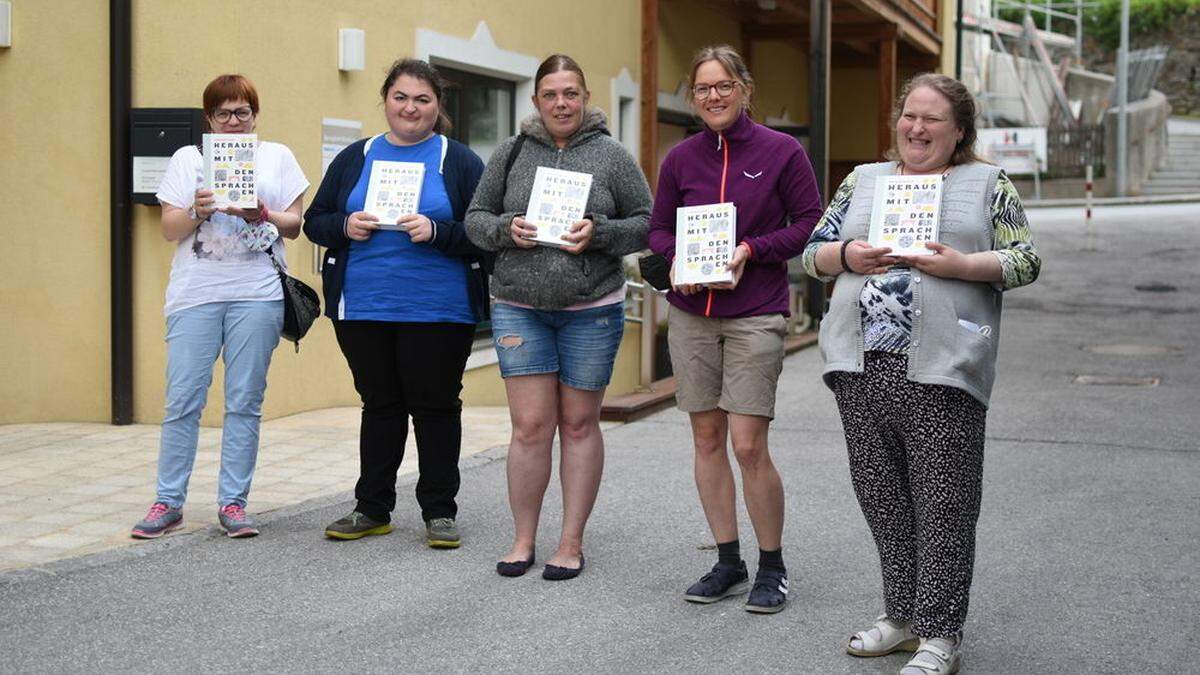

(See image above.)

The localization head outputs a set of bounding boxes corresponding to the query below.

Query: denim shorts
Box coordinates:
[490,301,625,391]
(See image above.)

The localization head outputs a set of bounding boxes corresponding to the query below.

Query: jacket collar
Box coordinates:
[701,111,755,150]
[520,107,609,149]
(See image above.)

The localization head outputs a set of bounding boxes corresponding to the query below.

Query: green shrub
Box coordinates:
[995,0,1198,50]
[1086,0,1198,49]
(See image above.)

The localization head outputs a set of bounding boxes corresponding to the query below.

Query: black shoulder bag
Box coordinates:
[265,249,320,352]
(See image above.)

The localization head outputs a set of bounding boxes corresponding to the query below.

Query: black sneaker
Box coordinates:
[744,567,788,614]
[684,561,750,604]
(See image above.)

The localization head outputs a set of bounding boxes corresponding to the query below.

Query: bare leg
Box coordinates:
[729,412,783,551]
[690,409,739,545]
[548,383,606,568]
[500,374,559,563]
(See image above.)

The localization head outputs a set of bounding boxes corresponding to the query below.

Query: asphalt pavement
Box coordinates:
[1,202,1196,674]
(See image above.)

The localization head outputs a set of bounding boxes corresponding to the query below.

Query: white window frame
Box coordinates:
[415,21,539,125]
[610,67,640,161]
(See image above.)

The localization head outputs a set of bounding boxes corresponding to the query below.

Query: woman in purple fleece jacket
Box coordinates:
[647,45,822,614]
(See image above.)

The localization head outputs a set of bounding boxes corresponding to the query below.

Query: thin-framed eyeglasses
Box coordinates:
[211,107,254,123]
[692,80,739,100]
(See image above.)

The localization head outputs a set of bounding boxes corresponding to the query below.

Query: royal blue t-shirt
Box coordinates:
[341,134,474,323]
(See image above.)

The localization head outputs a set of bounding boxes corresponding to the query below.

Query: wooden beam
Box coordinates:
[640,0,659,191]
[877,33,897,159]
[835,22,898,41]
[806,0,831,325]
[809,0,830,201]
[840,0,941,54]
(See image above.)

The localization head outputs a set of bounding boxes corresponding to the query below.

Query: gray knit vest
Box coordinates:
[818,161,1003,407]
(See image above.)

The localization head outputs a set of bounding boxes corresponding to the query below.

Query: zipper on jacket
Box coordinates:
[706,132,731,318]
[555,147,563,168]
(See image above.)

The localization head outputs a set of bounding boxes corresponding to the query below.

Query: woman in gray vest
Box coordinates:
[802,74,1040,674]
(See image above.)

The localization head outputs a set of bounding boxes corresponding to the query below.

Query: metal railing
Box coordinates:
[1046,124,1105,178]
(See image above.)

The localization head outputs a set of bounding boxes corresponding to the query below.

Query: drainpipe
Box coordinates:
[955,0,963,80]
[110,0,133,424]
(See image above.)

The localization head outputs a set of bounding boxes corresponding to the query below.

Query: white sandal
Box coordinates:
[846,615,920,657]
[898,636,962,675]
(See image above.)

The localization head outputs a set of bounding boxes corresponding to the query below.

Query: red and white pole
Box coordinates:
[1085,164,1095,250]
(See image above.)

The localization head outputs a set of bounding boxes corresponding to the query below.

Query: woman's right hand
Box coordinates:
[669,259,701,296]
[192,189,216,221]
[345,211,380,241]
[844,240,897,275]
[510,216,538,249]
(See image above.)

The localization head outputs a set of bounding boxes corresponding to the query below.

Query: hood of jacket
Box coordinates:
[519,107,610,149]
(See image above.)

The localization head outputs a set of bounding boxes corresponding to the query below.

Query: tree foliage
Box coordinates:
[997,0,1198,50]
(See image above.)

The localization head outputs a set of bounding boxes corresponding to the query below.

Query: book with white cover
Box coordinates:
[364,160,425,230]
[202,133,257,209]
[867,174,942,256]
[524,166,593,247]
[674,202,737,285]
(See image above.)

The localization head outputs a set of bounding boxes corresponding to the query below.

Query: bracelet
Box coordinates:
[840,239,854,274]
[258,205,269,224]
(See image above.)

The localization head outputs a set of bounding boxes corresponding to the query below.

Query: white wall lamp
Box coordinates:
[338,28,364,71]
[0,1,13,48]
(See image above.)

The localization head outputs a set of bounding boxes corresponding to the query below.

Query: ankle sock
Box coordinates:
[758,547,786,574]
[716,539,742,567]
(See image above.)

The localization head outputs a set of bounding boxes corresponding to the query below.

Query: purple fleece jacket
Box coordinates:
[648,112,823,318]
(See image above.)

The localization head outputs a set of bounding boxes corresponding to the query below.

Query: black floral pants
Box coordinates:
[830,352,987,637]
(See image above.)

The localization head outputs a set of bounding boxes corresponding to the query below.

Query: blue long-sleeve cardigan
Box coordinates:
[303,135,494,321]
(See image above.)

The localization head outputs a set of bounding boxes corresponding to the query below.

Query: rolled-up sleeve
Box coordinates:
[801,172,857,282]
[990,172,1041,290]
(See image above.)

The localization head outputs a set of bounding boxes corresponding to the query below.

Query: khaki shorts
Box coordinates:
[667,305,788,419]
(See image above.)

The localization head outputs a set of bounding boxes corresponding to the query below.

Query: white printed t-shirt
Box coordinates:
[155,141,309,316]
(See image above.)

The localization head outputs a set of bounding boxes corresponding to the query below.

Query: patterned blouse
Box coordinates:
[801,169,1041,354]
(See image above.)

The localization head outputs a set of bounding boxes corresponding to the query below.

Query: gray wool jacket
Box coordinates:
[465,108,652,309]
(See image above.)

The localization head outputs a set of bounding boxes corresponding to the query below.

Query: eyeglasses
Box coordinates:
[211,107,254,123]
[692,80,738,100]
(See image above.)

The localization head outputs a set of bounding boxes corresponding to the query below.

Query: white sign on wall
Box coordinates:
[321,118,363,177]
[976,127,1047,172]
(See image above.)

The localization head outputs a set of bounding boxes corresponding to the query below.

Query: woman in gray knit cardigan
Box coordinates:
[465,54,652,581]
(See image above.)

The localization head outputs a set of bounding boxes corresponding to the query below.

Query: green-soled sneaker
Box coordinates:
[324,511,393,540]
[425,518,461,549]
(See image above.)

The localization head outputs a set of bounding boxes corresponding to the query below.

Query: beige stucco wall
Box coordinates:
[0,1,112,423]
[2,0,644,425]
[830,67,882,161]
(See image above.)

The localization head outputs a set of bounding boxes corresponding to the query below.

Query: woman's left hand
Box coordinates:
[398,214,434,243]
[708,243,751,291]
[561,219,594,255]
[221,198,266,222]
[897,242,970,279]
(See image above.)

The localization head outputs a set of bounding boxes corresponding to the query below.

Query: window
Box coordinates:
[440,68,516,164]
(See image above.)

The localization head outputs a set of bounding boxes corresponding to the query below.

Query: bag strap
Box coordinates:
[263,248,286,277]
[503,133,526,184]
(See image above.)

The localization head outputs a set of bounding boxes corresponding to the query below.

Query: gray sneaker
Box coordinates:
[324,511,393,540]
[218,503,259,538]
[425,517,460,549]
[131,502,183,539]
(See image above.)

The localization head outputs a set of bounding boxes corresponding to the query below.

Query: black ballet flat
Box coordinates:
[496,554,536,577]
[541,555,585,581]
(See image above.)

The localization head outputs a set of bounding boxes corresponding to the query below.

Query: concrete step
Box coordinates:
[1150,170,1200,179]
[1142,185,1200,195]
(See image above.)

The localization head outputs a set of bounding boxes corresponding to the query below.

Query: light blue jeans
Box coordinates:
[155,300,283,509]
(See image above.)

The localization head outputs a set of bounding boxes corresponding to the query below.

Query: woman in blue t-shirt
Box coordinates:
[304,59,489,548]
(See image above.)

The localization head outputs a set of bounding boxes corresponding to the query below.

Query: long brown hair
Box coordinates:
[886,73,981,166]
[380,58,453,135]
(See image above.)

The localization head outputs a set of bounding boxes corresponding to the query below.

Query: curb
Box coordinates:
[1025,193,1200,208]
